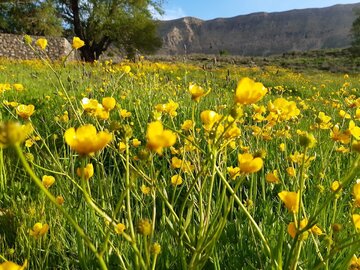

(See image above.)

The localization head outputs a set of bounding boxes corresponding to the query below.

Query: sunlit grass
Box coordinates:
[0,39,360,269]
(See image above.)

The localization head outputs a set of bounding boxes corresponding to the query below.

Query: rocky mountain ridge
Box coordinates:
[156,3,360,56]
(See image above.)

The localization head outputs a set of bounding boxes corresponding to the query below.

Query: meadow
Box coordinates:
[1,39,360,270]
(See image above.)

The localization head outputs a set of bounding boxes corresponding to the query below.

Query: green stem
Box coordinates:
[215,166,272,258]
[14,145,108,270]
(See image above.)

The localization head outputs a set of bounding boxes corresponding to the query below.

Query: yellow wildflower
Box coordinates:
[331,181,341,192]
[56,195,65,205]
[0,122,33,148]
[349,120,360,140]
[13,83,24,92]
[115,223,126,235]
[234,77,267,105]
[102,97,116,111]
[0,260,27,270]
[35,38,47,50]
[279,143,286,152]
[146,121,176,154]
[42,175,55,189]
[118,141,126,152]
[132,139,141,147]
[151,242,162,255]
[16,104,35,119]
[29,222,49,239]
[266,170,280,184]
[141,184,151,195]
[171,174,183,186]
[200,110,220,131]
[120,109,131,118]
[64,124,112,155]
[353,183,360,206]
[237,153,263,174]
[353,214,360,229]
[137,219,152,236]
[181,119,194,131]
[227,166,241,180]
[72,37,85,49]
[278,191,299,213]
[76,163,94,180]
[189,83,207,102]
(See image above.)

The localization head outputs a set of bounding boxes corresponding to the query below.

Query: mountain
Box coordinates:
[156,3,360,56]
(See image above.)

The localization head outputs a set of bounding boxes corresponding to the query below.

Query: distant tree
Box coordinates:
[351,9,360,56]
[57,0,163,62]
[0,0,62,36]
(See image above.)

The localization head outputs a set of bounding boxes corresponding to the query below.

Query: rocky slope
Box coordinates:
[156,3,360,56]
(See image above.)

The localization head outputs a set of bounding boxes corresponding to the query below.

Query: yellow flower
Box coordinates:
[237,153,263,174]
[353,214,360,229]
[0,122,33,148]
[266,170,280,184]
[189,83,207,102]
[151,242,161,255]
[200,110,220,131]
[0,260,27,270]
[288,219,308,239]
[72,37,85,49]
[16,104,35,119]
[171,174,183,186]
[56,195,65,205]
[227,166,241,180]
[146,121,176,154]
[316,112,332,129]
[353,141,360,153]
[115,223,126,235]
[102,97,116,111]
[268,98,300,121]
[353,183,360,206]
[13,83,24,92]
[42,175,55,189]
[181,119,194,131]
[339,110,351,119]
[122,65,131,73]
[120,109,131,118]
[298,130,317,148]
[278,191,299,213]
[81,98,99,113]
[35,38,47,50]
[141,184,151,195]
[279,143,286,152]
[234,77,267,105]
[29,222,49,239]
[76,163,94,180]
[64,124,112,155]
[349,120,360,140]
[171,156,183,169]
[331,181,341,192]
[349,255,360,269]
[137,219,152,236]
[118,141,126,152]
[355,108,360,120]
[132,139,141,147]
[288,219,322,239]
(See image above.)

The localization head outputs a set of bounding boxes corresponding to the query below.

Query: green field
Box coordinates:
[1,52,360,269]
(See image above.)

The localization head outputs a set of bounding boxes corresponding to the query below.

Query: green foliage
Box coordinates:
[0,0,62,36]
[57,0,163,61]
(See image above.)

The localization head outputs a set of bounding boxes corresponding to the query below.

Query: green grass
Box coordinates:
[0,55,360,269]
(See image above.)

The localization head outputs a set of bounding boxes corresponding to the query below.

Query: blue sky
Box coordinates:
[158,0,360,20]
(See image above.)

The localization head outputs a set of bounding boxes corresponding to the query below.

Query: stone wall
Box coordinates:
[0,33,74,61]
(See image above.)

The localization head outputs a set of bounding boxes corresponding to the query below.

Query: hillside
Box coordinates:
[157,3,360,56]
